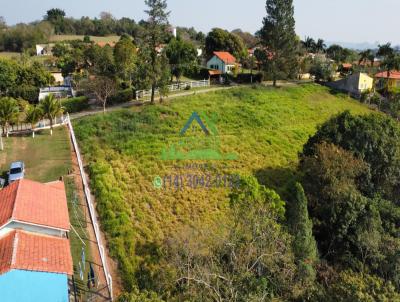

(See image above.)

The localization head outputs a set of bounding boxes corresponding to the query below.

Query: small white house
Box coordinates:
[35,44,54,56]
[207,51,237,74]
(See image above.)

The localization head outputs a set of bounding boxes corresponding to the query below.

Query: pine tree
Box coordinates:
[291,183,318,284]
[258,0,299,86]
[143,0,170,104]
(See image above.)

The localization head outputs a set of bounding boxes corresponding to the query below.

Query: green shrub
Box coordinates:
[108,89,134,105]
[9,85,39,103]
[62,96,89,113]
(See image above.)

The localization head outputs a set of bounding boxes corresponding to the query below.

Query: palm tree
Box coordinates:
[377,43,394,59]
[302,36,316,53]
[24,105,43,138]
[315,39,326,53]
[0,97,19,137]
[358,49,372,66]
[39,94,64,136]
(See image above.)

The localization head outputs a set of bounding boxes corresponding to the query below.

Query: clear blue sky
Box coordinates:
[1,0,398,45]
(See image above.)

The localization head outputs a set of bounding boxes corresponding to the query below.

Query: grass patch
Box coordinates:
[49,35,120,43]
[0,127,71,182]
[73,83,374,290]
[0,52,21,59]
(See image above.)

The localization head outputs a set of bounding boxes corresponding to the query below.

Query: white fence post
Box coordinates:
[135,80,210,100]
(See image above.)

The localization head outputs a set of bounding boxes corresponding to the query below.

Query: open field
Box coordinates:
[0,52,21,59]
[73,83,375,289]
[49,35,120,43]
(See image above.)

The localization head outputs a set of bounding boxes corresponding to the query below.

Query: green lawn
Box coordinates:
[73,83,375,289]
[0,127,71,182]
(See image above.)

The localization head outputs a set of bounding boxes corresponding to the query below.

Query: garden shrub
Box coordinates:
[62,96,89,113]
[108,88,134,105]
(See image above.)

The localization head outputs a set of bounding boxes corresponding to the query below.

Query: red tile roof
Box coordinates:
[0,179,70,231]
[0,230,73,275]
[342,63,352,69]
[213,51,236,64]
[375,70,400,80]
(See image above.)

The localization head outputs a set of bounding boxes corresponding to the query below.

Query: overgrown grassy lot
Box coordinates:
[73,83,374,289]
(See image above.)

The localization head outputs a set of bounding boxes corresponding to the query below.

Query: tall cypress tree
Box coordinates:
[258,0,299,86]
[291,183,318,284]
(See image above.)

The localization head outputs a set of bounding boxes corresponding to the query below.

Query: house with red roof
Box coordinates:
[207,51,237,74]
[0,179,70,238]
[0,179,73,301]
[0,230,73,302]
[375,70,400,90]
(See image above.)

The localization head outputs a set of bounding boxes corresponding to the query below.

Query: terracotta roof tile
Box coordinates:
[0,230,73,275]
[0,231,14,275]
[213,51,236,64]
[375,70,400,80]
[0,179,70,231]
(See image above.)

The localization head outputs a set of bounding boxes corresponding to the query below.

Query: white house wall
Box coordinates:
[0,221,67,238]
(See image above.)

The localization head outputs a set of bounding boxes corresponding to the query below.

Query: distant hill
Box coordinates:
[326,41,380,50]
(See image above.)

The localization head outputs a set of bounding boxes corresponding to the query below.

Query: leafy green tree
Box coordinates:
[258,0,299,86]
[302,111,400,201]
[117,288,164,302]
[325,270,400,302]
[143,0,170,104]
[309,57,336,81]
[0,59,17,95]
[165,37,197,82]
[290,183,318,285]
[166,176,296,301]
[114,36,137,85]
[231,29,259,48]
[39,94,64,135]
[24,105,43,138]
[326,44,354,63]
[301,143,381,267]
[205,28,247,60]
[45,8,66,34]
[0,97,19,136]
[45,8,66,22]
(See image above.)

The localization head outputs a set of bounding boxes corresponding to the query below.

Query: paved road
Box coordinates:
[69,85,236,120]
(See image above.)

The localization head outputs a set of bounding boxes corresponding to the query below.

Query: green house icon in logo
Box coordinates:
[161,111,237,161]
